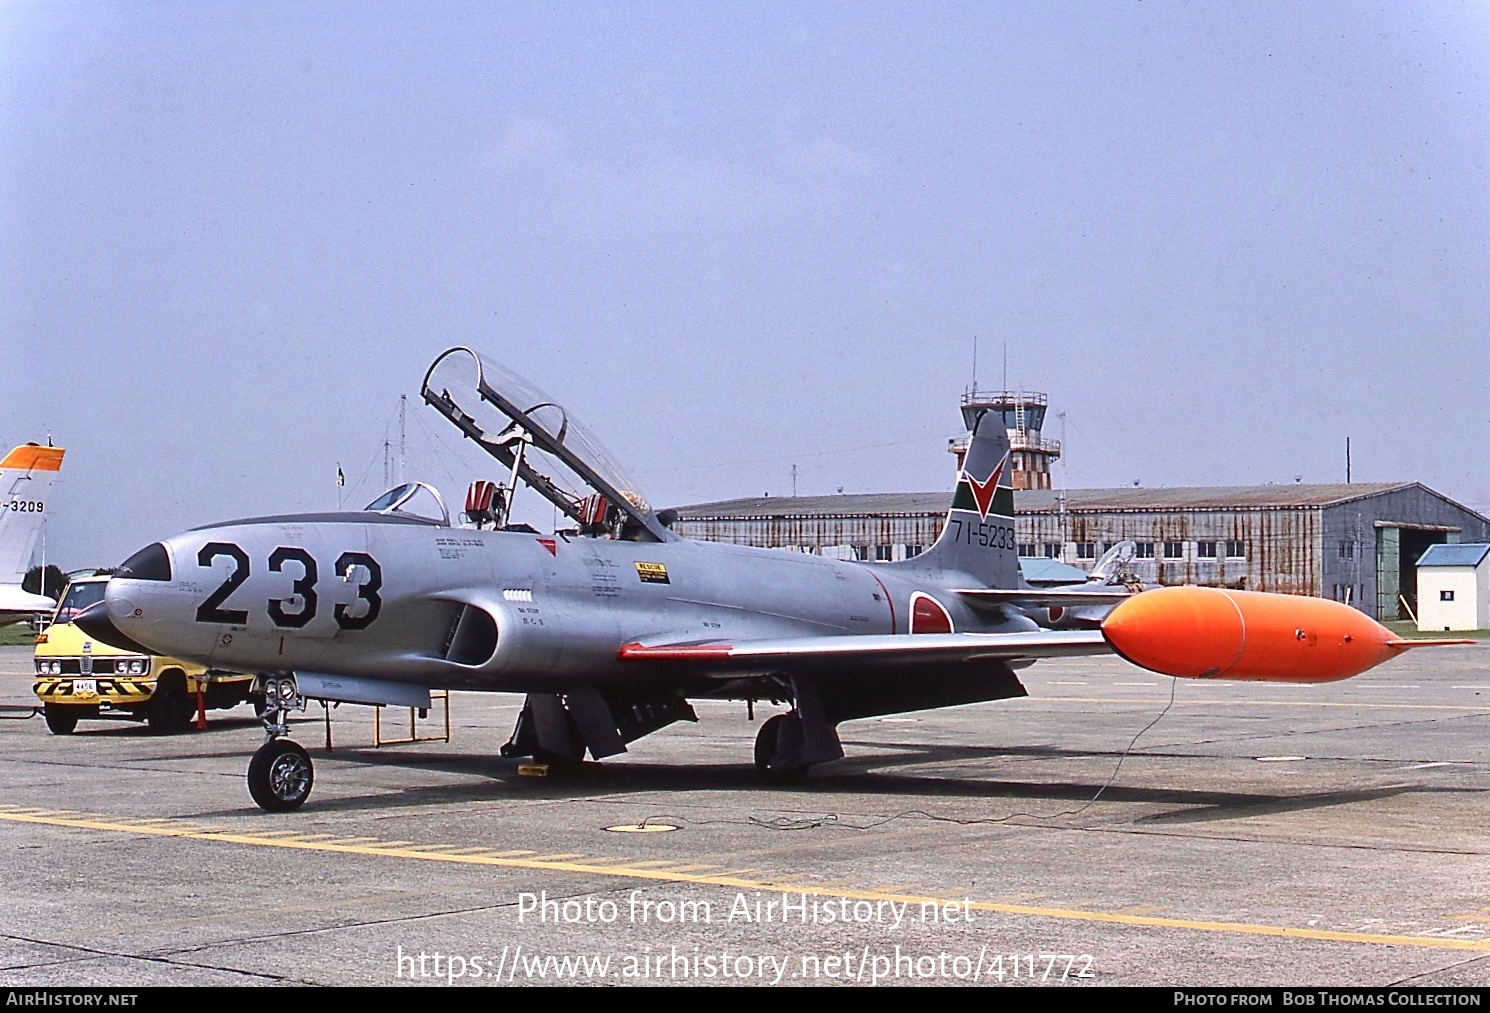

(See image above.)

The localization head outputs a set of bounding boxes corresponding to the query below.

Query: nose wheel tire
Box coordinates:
[247,739,314,812]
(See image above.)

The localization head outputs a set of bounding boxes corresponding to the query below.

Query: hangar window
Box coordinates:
[1163,541,1185,559]
[905,544,923,558]
[875,545,893,562]
[852,545,870,561]
[1225,540,1245,559]
[1338,541,1354,559]
[1134,542,1155,558]
[1043,543,1062,558]
[1441,590,1455,602]
[1018,543,1036,557]
[1075,542,1095,559]
[1196,541,1217,558]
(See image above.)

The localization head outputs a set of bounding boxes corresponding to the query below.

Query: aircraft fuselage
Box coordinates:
[105,512,1022,695]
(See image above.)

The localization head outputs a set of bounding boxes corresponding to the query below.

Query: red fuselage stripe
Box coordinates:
[867,571,897,634]
[617,642,734,661]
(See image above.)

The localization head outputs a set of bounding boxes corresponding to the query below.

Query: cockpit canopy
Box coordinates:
[421,347,675,542]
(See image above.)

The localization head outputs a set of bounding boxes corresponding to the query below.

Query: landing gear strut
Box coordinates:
[247,675,313,811]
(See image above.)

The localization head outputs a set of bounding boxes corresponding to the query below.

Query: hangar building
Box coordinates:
[669,390,1490,621]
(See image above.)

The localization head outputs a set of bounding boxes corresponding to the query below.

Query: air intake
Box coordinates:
[441,604,499,666]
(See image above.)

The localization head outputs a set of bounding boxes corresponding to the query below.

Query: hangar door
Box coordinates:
[1377,524,1456,620]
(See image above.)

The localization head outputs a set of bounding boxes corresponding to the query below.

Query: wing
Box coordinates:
[618,629,1109,674]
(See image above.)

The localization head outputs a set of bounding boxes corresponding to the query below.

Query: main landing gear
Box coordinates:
[751,680,844,784]
[753,712,811,784]
[247,675,313,812]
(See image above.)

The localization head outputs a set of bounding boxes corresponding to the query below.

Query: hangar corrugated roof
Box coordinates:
[670,483,1419,520]
[672,492,948,519]
[1011,483,1415,513]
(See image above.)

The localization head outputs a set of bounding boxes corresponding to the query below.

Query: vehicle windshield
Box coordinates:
[52,582,105,626]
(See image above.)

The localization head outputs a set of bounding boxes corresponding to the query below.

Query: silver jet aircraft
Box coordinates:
[1021,541,1160,630]
[78,348,1457,810]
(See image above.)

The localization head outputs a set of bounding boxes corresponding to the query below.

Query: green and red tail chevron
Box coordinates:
[951,451,1013,519]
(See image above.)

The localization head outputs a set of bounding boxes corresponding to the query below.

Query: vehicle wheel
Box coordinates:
[146,673,194,734]
[753,713,809,784]
[43,704,79,735]
[247,739,314,812]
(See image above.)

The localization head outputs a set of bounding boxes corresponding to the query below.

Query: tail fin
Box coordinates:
[887,411,1017,588]
[0,444,65,593]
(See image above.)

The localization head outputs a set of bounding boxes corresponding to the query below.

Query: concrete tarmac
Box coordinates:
[1,643,1487,987]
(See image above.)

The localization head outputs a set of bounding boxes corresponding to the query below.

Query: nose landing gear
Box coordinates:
[248,738,314,811]
[247,675,313,811]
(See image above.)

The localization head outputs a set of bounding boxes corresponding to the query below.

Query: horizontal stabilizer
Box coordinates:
[955,587,1136,609]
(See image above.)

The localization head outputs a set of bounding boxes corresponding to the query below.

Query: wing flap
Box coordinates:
[619,630,1110,672]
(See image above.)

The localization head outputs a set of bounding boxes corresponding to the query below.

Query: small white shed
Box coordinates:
[1415,543,1490,631]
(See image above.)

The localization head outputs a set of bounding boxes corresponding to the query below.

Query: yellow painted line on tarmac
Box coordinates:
[1039,696,1490,713]
[248,830,325,839]
[398,844,477,853]
[3,809,1488,953]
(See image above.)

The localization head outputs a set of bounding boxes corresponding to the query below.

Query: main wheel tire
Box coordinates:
[753,713,809,784]
[43,704,79,735]
[247,739,314,812]
[146,673,194,734]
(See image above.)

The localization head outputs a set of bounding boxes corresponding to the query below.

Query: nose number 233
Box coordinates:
[194,542,382,630]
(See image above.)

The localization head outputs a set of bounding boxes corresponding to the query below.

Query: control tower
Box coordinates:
[948,387,1062,490]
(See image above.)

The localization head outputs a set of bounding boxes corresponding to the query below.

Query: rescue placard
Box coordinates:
[634,561,670,584]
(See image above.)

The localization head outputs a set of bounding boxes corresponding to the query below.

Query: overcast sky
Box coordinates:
[3,2,1487,569]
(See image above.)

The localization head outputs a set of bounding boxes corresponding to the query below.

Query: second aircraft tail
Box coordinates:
[0,444,65,591]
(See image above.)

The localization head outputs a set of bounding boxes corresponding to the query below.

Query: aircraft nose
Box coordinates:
[75,541,178,655]
[74,597,154,655]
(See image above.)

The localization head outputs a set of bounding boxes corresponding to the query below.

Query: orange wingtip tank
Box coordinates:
[1100,586,1474,683]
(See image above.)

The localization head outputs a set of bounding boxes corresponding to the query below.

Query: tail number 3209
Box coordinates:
[195,542,382,630]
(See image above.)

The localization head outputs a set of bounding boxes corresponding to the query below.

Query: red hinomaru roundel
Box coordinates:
[909,592,954,634]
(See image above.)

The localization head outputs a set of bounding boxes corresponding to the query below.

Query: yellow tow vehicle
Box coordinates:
[32,575,256,734]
